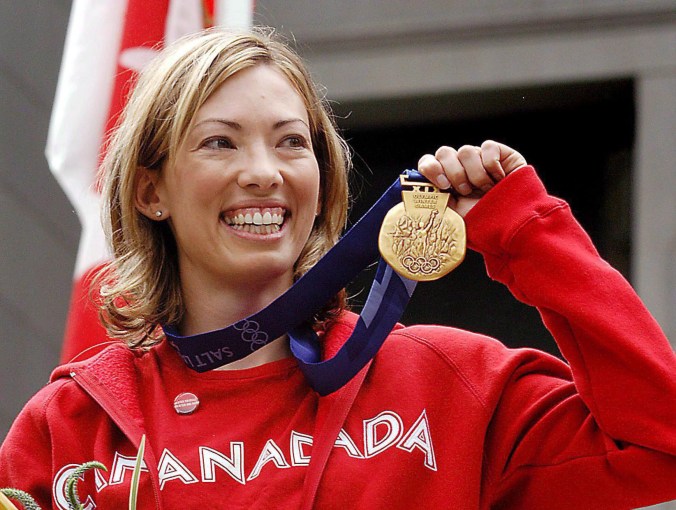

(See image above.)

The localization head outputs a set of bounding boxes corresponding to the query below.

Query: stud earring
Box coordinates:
[155,210,163,218]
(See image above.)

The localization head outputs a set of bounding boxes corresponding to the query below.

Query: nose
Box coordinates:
[237,148,283,191]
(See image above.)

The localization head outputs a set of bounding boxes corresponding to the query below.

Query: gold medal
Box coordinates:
[378,175,466,281]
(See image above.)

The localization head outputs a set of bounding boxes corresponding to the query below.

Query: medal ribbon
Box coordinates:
[164,171,426,395]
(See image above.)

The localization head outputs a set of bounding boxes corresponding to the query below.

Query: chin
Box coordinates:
[233,257,295,287]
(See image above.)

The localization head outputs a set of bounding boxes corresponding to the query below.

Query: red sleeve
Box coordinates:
[464,166,676,509]
[0,382,63,509]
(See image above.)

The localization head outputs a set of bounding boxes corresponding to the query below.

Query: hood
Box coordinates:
[50,341,148,448]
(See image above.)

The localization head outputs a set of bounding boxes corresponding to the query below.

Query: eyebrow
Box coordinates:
[193,118,310,130]
[273,118,310,130]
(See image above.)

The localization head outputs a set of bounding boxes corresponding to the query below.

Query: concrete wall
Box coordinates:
[254,0,676,339]
[1,1,674,506]
[0,0,78,438]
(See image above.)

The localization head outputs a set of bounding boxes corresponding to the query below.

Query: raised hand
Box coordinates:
[418,140,527,216]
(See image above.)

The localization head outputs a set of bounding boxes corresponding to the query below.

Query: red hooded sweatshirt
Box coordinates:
[1,167,675,509]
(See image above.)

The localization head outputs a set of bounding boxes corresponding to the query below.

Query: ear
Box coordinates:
[134,166,167,220]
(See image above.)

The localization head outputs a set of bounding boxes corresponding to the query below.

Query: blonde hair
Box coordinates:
[97,28,351,347]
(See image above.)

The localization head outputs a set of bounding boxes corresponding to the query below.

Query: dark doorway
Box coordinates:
[336,79,634,357]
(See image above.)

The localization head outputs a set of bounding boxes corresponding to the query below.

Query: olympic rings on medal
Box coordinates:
[233,319,269,351]
[402,255,441,275]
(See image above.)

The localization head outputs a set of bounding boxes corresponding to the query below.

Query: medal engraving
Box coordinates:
[379,176,466,281]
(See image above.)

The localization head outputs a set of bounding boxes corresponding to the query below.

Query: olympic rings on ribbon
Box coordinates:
[233,319,269,351]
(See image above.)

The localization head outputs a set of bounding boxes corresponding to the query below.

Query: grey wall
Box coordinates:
[1,3,674,507]
[0,1,78,437]
[255,0,676,338]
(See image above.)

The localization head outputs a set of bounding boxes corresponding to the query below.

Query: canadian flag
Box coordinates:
[47,0,254,363]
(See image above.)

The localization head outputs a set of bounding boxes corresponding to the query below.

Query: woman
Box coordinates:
[1,28,674,509]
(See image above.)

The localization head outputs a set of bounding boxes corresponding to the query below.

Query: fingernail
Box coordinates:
[436,174,451,189]
[458,183,472,194]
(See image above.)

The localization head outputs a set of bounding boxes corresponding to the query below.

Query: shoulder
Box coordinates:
[385,323,531,380]
[15,375,77,421]
[17,343,135,412]
[394,322,569,378]
[3,370,90,449]
[327,311,571,407]
[326,310,542,376]
[392,323,573,407]
[326,310,520,366]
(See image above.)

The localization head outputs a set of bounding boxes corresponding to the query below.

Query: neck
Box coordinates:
[178,273,294,368]
[215,334,292,370]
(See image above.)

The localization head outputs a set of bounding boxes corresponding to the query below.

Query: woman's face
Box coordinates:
[153,65,320,293]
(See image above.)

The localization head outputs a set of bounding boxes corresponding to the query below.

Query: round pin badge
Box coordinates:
[174,392,199,415]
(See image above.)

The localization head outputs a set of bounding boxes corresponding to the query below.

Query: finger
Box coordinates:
[434,146,472,195]
[418,153,451,189]
[457,145,494,192]
[492,141,527,175]
[480,140,506,181]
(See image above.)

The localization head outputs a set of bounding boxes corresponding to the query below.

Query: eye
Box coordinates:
[201,137,234,150]
[279,135,310,149]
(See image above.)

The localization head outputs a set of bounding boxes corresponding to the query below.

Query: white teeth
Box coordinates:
[229,223,281,234]
[223,209,285,231]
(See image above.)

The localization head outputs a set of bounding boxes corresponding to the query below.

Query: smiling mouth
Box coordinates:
[221,207,286,235]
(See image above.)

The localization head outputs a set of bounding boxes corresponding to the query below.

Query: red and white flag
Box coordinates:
[47,0,254,363]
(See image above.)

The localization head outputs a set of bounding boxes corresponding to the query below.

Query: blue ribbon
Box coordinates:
[289,262,416,395]
[165,171,426,395]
